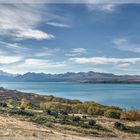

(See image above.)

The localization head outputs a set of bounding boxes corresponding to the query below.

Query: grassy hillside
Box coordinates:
[0,87,139,139]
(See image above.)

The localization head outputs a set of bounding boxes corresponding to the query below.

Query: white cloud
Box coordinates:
[87,4,116,13]
[25,59,49,66]
[0,41,25,50]
[65,48,86,57]
[112,38,140,53]
[0,41,29,56]
[0,3,54,40]
[98,4,116,12]
[46,22,71,28]
[70,57,140,64]
[34,47,60,57]
[0,55,21,64]
[72,48,87,53]
[112,38,127,45]
[24,59,65,68]
[118,63,131,68]
[16,29,55,40]
[1,58,66,74]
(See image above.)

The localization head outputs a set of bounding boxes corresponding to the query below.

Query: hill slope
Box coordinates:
[0,87,139,139]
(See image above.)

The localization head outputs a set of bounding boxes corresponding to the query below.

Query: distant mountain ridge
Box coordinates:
[0,70,15,81]
[0,70,140,83]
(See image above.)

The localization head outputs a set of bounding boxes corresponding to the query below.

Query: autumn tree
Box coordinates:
[20,98,28,110]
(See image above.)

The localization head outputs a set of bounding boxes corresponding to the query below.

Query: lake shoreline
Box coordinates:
[0,82,140,109]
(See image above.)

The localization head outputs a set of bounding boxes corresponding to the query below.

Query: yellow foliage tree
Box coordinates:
[20,98,28,110]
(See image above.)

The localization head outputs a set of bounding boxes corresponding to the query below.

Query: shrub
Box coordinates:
[87,107,105,116]
[46,122,53,128]
[0,107,5,113]
[40,102,72,114]
[6,99,14,106]
[8,108,34,116]
[104,109,121,119]
[120,110,140,121]
[49,110,58,117]
[20,98,28,110]
[82,115,87,119]
[31,115,48,124]
[126,126,140,134]
[88,119,96,126]
[108,106,122,111]
[114,122,140,134]
[114,122,126,130]
[8,108,18,114]
[40,103,46,110]
[72,116,80,122]
[18,109,34,116]
[0,102,7,107]
[69,99,82,104]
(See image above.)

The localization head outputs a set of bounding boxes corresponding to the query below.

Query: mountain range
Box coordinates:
[0,70,140,83]
[0,70,15,81]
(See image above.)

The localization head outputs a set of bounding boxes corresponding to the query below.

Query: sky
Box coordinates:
[0,1,140,75]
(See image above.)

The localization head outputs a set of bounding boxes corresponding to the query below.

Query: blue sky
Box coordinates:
[0,1,140,74]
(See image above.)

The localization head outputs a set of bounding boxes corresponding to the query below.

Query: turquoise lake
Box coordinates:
[0,82,140,109]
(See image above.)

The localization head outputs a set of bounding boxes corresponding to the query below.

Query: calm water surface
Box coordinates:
[0,82,140,109]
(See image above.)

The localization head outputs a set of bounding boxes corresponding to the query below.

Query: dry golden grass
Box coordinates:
[0,114,139,140]
[0,114,93,140]
[93,115,140,139]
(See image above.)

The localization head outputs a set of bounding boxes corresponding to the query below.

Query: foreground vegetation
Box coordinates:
[0,87,140,138]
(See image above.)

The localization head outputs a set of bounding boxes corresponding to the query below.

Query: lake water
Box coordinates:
[0,82,140,109]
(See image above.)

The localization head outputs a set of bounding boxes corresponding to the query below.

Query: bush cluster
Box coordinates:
[114,122,126,130]
[114,122,140,134]
[104,109,121,119]
[72,116,81,122]
[8,108,34,116]
[0,102,7,107]
[30,115,48,124]
[40,102,122,118]
[88,119,96,126]
[120,110,140,121]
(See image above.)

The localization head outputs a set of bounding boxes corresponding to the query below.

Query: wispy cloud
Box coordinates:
[0,55,21,64]
[0,41,25,50]
[118,63,131,69]
[0,40,62,67]
[24,58,65,67]
[87,4,116,13]
[0,41,28,65]
[15,29,55,40]
[46,22,71,28]
[0,4,54,40]
[34,47,60,57]
[0,41,29,55]
[1,58,66,74]
[112,38,140,53]
[70,57,140,64]
[65,48,86,57]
